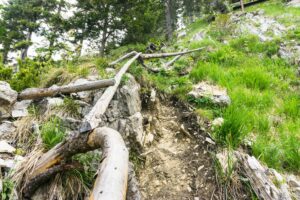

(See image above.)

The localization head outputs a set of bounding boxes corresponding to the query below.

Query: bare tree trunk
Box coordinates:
[21,31,32,60]
[240,0,245,12]
[100,18,108,56]
[165,0,173,41]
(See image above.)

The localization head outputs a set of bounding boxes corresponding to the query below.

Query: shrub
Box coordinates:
[0,64,13,81]
[9,59,47,91]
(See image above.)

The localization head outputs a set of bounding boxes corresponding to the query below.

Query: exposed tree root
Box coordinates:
[23,127,129,200]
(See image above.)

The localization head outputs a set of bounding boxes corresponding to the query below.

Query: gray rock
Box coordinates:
[0,140,15,153]
[0,81,18,105]
[288,0,300,7]
[128,112,144,146]
[188,82,231,106]
[287,175,300,188]
[0,121,16,137]
[178,30,187,38]
[12,100,32,118]
[39,97,64,112]
[192,31,205,41]
[120,74,141,115]
[70,78,94,102]
[0,106,11,120]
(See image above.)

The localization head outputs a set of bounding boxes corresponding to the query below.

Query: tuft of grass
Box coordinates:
[40,117,66,150]
[71,151,101,188]
[60,97,81,118]
[214,105,250,148]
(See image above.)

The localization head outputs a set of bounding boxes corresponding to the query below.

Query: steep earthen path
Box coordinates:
[138,97,220,200]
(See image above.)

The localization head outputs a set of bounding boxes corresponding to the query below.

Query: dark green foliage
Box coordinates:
[0,64,13,81]
[9,59,47,91]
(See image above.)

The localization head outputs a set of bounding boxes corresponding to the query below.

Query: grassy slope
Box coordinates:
[137,1,300,173]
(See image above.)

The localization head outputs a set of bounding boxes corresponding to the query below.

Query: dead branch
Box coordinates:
[23,127,129,200]
[109,51,138,66]
[18,79,115,100]
[164,55,182,68]
[80,53,142,132]
[235,151,292,200]
[137,57,161,73]
[140,47,204,60]
[23,163,81,199]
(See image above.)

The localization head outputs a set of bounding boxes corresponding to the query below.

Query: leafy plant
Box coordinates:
[1,179,14,200]
[40,117,66,150]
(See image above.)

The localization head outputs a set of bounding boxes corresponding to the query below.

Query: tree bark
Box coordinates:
[18,78,115,100]
[165,0,173,41]
[88,127,129,200]
[100,18,108,56]
[21,31,32,60]
[240,0,245,12]
[23,127,129,200]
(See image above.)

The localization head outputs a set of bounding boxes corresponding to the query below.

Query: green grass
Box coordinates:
[143,12,300,173]
[60,97,81,118]
[40,117,66,150]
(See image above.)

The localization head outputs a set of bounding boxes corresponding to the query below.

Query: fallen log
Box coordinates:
[23,54,140,199]
[232,0,268,10]
[18,79,115,100]
[23,127,129,200]
[109,51,138,66]
[80,53,142,132]
[140,47,204,60]
[235,151,292,200]
[89,127,129,200]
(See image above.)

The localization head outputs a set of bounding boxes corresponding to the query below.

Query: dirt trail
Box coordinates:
[138,96,219,200]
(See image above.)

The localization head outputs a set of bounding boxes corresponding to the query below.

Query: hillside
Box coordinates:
[0,0,300,200]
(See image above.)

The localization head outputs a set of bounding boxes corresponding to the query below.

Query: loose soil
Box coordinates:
[137,96,220,200]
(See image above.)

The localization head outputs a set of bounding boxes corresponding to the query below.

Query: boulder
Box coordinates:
[128,112,144,146]
[192,31,205,41]
[288,0,300,7]
[0,140,15,153]
[212,117,224,127]
[120,74,142,115]
[12,100,32,118]
[0,121,16,138]
[188,82,231,106]
[0,81,18,105]
[39,97,64,112]
[0,107,11,120]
